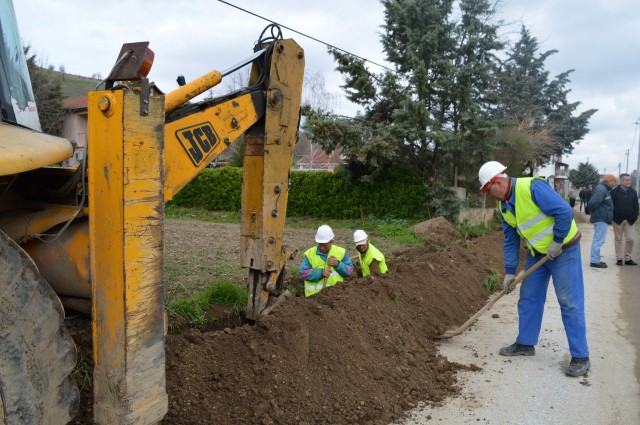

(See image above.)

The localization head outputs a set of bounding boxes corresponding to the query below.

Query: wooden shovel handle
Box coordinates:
[436,255,549,339]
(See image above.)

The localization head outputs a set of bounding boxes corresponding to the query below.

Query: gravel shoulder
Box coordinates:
[395,220,640,425]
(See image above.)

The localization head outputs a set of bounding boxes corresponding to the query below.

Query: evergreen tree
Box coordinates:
[494,27,596,175]
[568,162,599,188]
[24,46,65,136]
[304,0,503,184]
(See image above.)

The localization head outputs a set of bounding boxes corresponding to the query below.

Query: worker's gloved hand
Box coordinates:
[547,241,563,260]
[503,274,516,293]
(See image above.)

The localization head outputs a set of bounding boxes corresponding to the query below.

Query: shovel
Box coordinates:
[434,255,549,339]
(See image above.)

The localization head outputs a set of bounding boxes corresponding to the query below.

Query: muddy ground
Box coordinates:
[69,217,505,424]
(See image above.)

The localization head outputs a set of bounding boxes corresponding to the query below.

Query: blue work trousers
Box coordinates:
[590,222,608,263]
[516,243,589,358]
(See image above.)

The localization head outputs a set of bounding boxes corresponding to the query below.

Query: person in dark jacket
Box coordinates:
[588,174,617,268]
[611,173,639,266]
[584,185,593,214]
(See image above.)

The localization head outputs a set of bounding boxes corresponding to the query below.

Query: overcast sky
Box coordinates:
[12,0,640,177]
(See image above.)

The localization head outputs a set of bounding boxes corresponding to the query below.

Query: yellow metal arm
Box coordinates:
[164,70,222,113]
[163,91,263,200]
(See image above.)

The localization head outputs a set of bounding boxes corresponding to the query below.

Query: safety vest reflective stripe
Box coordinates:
[516,211,553,249]
[527,225,554,246]
[304,271,340,292]
[517,211,547,231]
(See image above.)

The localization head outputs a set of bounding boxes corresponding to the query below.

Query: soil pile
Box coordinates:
[162,223,504,424]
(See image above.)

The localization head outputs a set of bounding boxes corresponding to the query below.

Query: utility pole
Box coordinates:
[625,149,630,173]
[635,119,640,193]
[618,162,621,176]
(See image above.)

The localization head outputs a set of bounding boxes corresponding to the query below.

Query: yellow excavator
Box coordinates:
[0,1,304,423]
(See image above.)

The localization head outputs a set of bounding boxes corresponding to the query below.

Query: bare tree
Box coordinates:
[302,72,339,112]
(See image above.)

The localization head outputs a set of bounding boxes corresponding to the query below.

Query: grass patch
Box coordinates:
[457,223,488,239]
[166,281,247,329]
[72,350,92,393]
[166,207,422,245]
[482,268,502,292]
[287,215,420,245]
[166,204,240,223]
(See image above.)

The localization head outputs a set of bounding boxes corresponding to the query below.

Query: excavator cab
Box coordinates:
[0,1,40,131]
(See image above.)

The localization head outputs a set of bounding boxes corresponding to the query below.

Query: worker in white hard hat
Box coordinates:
[353,229,388,277]
[478,161,589,377]
[299,224,353,297]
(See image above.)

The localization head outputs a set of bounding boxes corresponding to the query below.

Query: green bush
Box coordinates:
[171,167,243,211]
[171,166,460,220]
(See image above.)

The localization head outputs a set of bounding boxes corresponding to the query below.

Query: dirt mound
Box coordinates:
[412,216,458,247]
[162,230,504,425]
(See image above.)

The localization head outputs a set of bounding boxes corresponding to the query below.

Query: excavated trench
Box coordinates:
[69,218,505,424]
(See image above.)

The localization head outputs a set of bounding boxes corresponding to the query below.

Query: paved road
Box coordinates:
[396,221,640,425]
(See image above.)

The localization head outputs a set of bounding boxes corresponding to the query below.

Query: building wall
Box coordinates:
[61,111,88,167]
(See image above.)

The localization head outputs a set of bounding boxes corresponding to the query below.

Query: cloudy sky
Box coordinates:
[12,0,640,177]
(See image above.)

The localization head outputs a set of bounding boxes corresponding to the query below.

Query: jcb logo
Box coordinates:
[176,122,219,166]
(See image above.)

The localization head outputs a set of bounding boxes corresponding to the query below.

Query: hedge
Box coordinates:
[170,167,457,220]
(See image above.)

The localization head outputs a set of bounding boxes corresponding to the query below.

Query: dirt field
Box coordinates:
[70,217,505,424]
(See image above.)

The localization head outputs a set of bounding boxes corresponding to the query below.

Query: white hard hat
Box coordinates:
[353,229,368,246]
[478,161,507,193]
[315,224,335,243]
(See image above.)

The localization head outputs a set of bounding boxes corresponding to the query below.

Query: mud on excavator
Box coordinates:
[0,1,304,423]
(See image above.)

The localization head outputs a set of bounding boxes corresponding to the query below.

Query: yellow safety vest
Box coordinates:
[303,245,347,297]
[500,177,578,255]
[358,243,388,276]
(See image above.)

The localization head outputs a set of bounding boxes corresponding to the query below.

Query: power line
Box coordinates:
[216,0,395,72]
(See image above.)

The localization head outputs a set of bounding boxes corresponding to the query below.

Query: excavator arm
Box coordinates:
[85,27,304,423]
[160,34,304,319]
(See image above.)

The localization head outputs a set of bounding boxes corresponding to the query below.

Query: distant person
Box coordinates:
[353,230,388,277]
[588,174,617,268]
[578,186,587,212]
[583,185,593,214]
[568,186,578,209]
[299,225,353,297]
[610,173,639,266]
[478,161,589,377]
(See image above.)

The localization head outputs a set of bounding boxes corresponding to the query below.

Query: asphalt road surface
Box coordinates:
[396,220,640,425]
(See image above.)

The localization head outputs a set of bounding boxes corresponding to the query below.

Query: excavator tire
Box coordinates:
[0,230,79,425]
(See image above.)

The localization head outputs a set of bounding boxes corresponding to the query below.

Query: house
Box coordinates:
[293,135,346,171]
[548,154,570,196]
[61,97,88,167]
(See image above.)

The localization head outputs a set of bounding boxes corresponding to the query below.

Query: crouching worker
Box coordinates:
[353,230,387,277]
[299,225,353,297]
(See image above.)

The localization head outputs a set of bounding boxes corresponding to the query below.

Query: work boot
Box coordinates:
[566,357,590,377]
[625,259,638,266]
[499,342,535,356]
[616,260,623,266]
